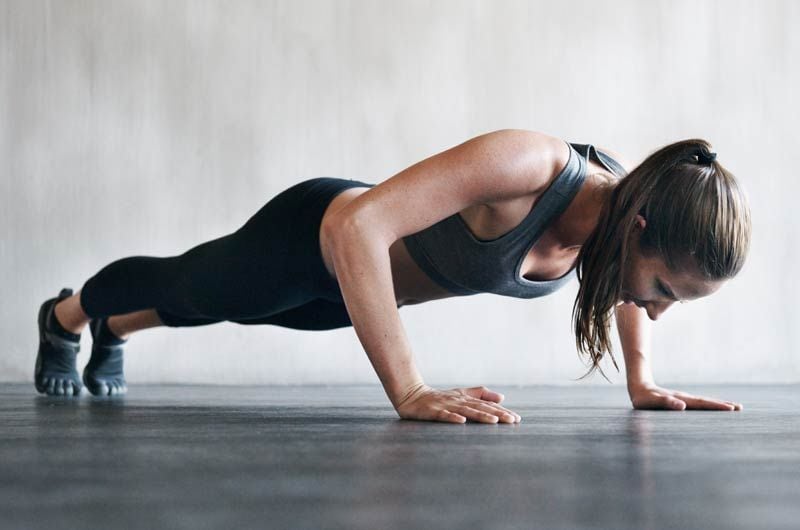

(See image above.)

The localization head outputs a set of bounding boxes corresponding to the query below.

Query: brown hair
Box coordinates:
[571,139,752,381]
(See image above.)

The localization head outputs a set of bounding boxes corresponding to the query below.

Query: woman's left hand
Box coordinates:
[628,383,743,411]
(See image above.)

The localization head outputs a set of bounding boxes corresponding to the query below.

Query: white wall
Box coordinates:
[2,0,797,386]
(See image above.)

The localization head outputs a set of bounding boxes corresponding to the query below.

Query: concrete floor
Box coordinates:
[0,383,798,530]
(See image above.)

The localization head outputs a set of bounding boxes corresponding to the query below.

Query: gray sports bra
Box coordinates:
[400,141,628,298]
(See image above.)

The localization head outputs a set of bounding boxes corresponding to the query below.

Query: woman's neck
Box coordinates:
[558,172,617,250]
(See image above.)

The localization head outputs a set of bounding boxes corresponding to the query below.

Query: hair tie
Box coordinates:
[697,149,717,164]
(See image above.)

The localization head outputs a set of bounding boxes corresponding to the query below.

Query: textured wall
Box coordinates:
[2,0,797,386]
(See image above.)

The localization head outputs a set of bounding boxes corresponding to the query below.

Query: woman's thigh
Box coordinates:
[157,298,353,331]
[229,297,353,331]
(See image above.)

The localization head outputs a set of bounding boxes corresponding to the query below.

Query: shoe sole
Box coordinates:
[34,297,53,393]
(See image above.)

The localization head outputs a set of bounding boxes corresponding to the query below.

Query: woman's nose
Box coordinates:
[646,300,675,321]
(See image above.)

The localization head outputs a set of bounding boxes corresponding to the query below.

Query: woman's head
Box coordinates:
[617,213,726,321]
[572,138,752,380]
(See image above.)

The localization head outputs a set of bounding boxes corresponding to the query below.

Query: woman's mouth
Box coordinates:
[621,293,644,308]
[621,292,633,304]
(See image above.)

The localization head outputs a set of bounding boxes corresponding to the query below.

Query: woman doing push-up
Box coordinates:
[34,129,751,424]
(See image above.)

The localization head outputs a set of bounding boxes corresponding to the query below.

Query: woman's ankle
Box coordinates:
[103,309,164,340]
[105,316,131,342]
[53,297,88,335]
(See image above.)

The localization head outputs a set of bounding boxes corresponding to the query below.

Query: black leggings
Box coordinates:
[78,177,376,331]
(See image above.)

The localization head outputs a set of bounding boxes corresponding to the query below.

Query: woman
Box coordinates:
[34,129,751,424]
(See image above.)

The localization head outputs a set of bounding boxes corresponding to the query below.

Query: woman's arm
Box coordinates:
[324,221,424,408]
[325,221,520,423]
[614,302,743,411]
[321,129,564,423]
[614,302,656,391]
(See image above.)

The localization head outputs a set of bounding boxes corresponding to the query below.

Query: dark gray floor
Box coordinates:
[1,383,798,530]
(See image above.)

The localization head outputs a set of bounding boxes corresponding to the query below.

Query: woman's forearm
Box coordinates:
[325,220,425,409]
[614,302,656,390]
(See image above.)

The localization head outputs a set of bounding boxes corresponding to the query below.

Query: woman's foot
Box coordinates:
[83,317,128,396]
[35,288,83,396]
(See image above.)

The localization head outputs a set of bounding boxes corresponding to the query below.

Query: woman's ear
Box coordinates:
[634,214,647,231]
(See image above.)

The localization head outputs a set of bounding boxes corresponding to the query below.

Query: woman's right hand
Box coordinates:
[394,383,522,424]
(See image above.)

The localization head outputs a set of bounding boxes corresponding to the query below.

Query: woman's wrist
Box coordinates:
[627,378,657,396]
[392,380,429,410]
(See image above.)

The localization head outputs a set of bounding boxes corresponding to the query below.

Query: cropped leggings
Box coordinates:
[79,177,376,331]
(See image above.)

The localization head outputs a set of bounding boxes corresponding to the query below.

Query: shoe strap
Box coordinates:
[43,329,80,352]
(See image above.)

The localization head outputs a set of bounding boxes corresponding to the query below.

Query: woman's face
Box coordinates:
[617,215,725,321]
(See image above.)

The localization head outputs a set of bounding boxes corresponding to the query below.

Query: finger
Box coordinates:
[714,398,744,411]
[672,391,738,410]
[469,402,518,423]
[438,409,467,424]
[719,401,743,411]
[458,406,500,424]
[462,386,505,403]
[667,397,686,410]
[473,402,516,423]
[680,395,736,411]
[637,394,685,410]
[462,394,521,421]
